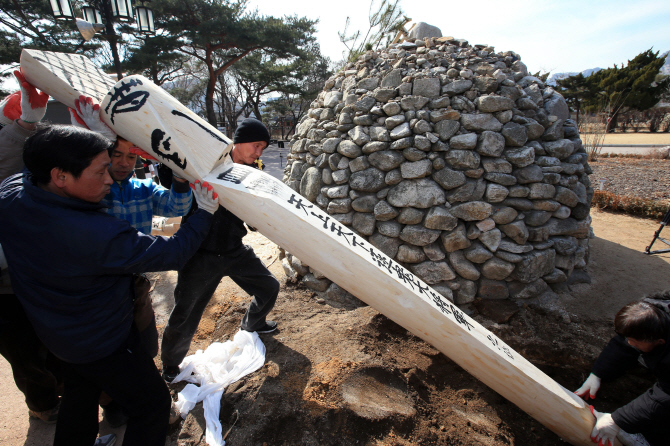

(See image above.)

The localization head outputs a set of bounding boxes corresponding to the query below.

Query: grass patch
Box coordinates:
[600,148,670,160]
[591,190,669,220]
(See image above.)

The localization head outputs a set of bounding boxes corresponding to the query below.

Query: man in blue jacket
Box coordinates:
[0,124,219,446]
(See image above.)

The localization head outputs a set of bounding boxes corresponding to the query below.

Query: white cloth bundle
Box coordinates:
[173,330,266,446]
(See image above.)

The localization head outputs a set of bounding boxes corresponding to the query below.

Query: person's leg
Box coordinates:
[65,328,171,446]
[0,294,60,414]
[138,315,159,358]
[53,361,101,446]
[160,250,229,368]
[230,246,280,332]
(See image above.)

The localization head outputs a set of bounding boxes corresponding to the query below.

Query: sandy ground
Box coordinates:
[2,210,669,445]
[600,133,670,146]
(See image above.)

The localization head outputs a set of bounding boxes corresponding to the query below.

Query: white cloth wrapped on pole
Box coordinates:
[173,330,266,446]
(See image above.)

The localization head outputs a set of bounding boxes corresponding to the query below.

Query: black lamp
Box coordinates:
[135,4,155,35]
[110,0,133,22]
[49,0,75,21]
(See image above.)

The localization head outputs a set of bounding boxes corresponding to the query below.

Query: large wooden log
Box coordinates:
[21,51,604,446]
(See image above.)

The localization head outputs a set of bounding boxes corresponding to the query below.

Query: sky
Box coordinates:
[245,0,670,75]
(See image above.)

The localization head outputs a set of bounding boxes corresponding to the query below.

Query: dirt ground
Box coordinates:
[600,133,670,145]
[2,210,670,446]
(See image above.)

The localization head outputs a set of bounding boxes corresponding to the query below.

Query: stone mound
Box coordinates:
[282,36,593,309]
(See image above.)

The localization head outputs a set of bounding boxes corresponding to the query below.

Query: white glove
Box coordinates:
[15,70,48,123]
[74,95,117,140]
[69,107,88,128]
[191,180,219,214]
[575,373,601,400]
[590,407,620,446]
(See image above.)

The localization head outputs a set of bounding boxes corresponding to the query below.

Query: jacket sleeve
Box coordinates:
[0,121,33,182]
[97,209,212,274]
[592,335,642,381]
[611,383,670,434]
[149,180,193,218]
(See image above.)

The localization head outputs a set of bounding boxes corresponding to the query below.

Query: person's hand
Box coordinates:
[0,91,22,125]
[575,373,601,400]
[590,406,620,446]
[68,107,88,128]
[191,180,219,214]
[15,70,48,123]
[74,95,116,140]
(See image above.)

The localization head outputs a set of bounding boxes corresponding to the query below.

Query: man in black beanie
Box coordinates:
[160,118,280,383]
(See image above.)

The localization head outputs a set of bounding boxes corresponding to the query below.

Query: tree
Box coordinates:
[338,0,407,62]
[121,33,188,86]
[587,49,669,131]
[555,73,593,125]
[0,1,102,95]
[153,0,317,127]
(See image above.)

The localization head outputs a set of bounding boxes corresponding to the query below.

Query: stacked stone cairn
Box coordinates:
[281,36,593,310]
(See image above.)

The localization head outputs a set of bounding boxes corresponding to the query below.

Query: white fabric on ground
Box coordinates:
[173,330,266,446]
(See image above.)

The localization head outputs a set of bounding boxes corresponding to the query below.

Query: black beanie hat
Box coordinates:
[233,118,270,146]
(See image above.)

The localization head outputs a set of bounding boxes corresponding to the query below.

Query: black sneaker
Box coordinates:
[162,365,180,383]
[101,401,128,428]
[255,321,277,334]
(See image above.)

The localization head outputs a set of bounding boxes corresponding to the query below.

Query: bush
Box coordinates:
[591,191,669,220]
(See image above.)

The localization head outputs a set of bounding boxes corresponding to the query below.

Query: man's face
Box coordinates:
[108,138,138,181]
[232,141,267,165]
[61,151,113,203]
[626,337,666,353]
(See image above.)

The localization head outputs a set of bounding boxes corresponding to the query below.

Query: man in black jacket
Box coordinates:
[575,293,670,446]
[160,118,280,382]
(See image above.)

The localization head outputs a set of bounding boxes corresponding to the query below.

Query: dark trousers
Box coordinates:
[161,245,279,368]
[0,293,60,412]
[54,327,171,446]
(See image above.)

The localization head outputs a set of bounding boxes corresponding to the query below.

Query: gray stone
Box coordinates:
[331,168,351,184]
[500,220,529,245]
[475,95,515,113]
[445,150,481,170]
[348,126,370,146]
[400,225,442,246]
[502,122,528,147]
[505,146,535,167]
[543,268,567,284]
[373,88,397,102]
[323,283,364,309]
[390,137,413,150]
[542,119,564,141]
[385,169,402,185]
[352,212,376,235]
[370,232,403,260]
[300,167,322,202]
[543,139,575,160]
[485,183,509,202]
[352,195,379,212]
[376,220,402,237]
[407,22,442,40]
[528,183,556,199]
[461,113,503,132]
[402,147,427,161]
[555,186,579,207]
[328,198,352,214]
[510,249,556,283]
[409,261,456,284]
[473,76,499,94]
[397,207,425,225]
[484,173,517,186]
[449,133,478,150]
[423,242,446,261]
[387,179,446,208]
[413,119,433,134]
[508,279,548,299]
[482,157,512,173]
[508,185,530,197]
[301,273,330,292]
[448,250,480,280]
[441,222,471,252]
[553,206,571,219]
[413,78,441,98]
[368,151,404,171]
[401,159,433,178]
[495,250,523,263]
[449,201,494,221]
[424,206,458,231]
[368,128,391,143]
[476,131,506,156]
[353,96,376,113]
[400,96,430,111]
[396,244,427,263]
[444,80,473,96]
[349,156,369,173]
[434,119,461,141]
[532,200,561,212]
[464,243,493,263]
[543,92,570,121]
[323,91,343,108]
[551,236,578,256]
[350,168,386,192]
[374,200,399,221]
[338,140,362,158]
[455,279,477,304]
[491,207,518,225]
[385,114,406,129]
[432,168,467,190]
[525,121,545,140]
[479,228,502,252]
[327,184,349,199]
[381,69,403,88]
[390,122,412,139]
[481,257,515,280]
[515,165,544,183]
[501,199,533,212]
[524,211,552,227]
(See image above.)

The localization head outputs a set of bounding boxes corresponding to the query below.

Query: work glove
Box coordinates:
[191,180,219,214]
[0,91,21,126]
[15,70,49,123]
[69,107,88,128]
[74,95,117,140]
[575,373,601,400]
[129,146,157,161]
[590,406,620,446]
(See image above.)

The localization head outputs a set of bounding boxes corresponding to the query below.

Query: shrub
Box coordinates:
[591,190,669,220]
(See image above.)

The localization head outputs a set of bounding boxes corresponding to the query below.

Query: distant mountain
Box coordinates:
[547,50,670,86]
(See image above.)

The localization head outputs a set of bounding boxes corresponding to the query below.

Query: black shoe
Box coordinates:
[162,365,180,384]
[101,401,128,428]
[255,321,277,334]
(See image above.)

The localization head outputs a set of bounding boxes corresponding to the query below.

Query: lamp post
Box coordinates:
[49,0,156,80]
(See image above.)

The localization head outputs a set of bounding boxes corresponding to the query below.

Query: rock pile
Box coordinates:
[282,36,594,308]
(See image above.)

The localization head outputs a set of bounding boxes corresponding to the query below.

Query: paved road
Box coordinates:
[600,144,670,156]
[260,143,289,181]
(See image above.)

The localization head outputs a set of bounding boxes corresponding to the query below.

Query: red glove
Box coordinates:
[74,95,116,140]
[129,146,157,161]
[0,91,22,125]
[68,107,88,128]
[15,70,48,123]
